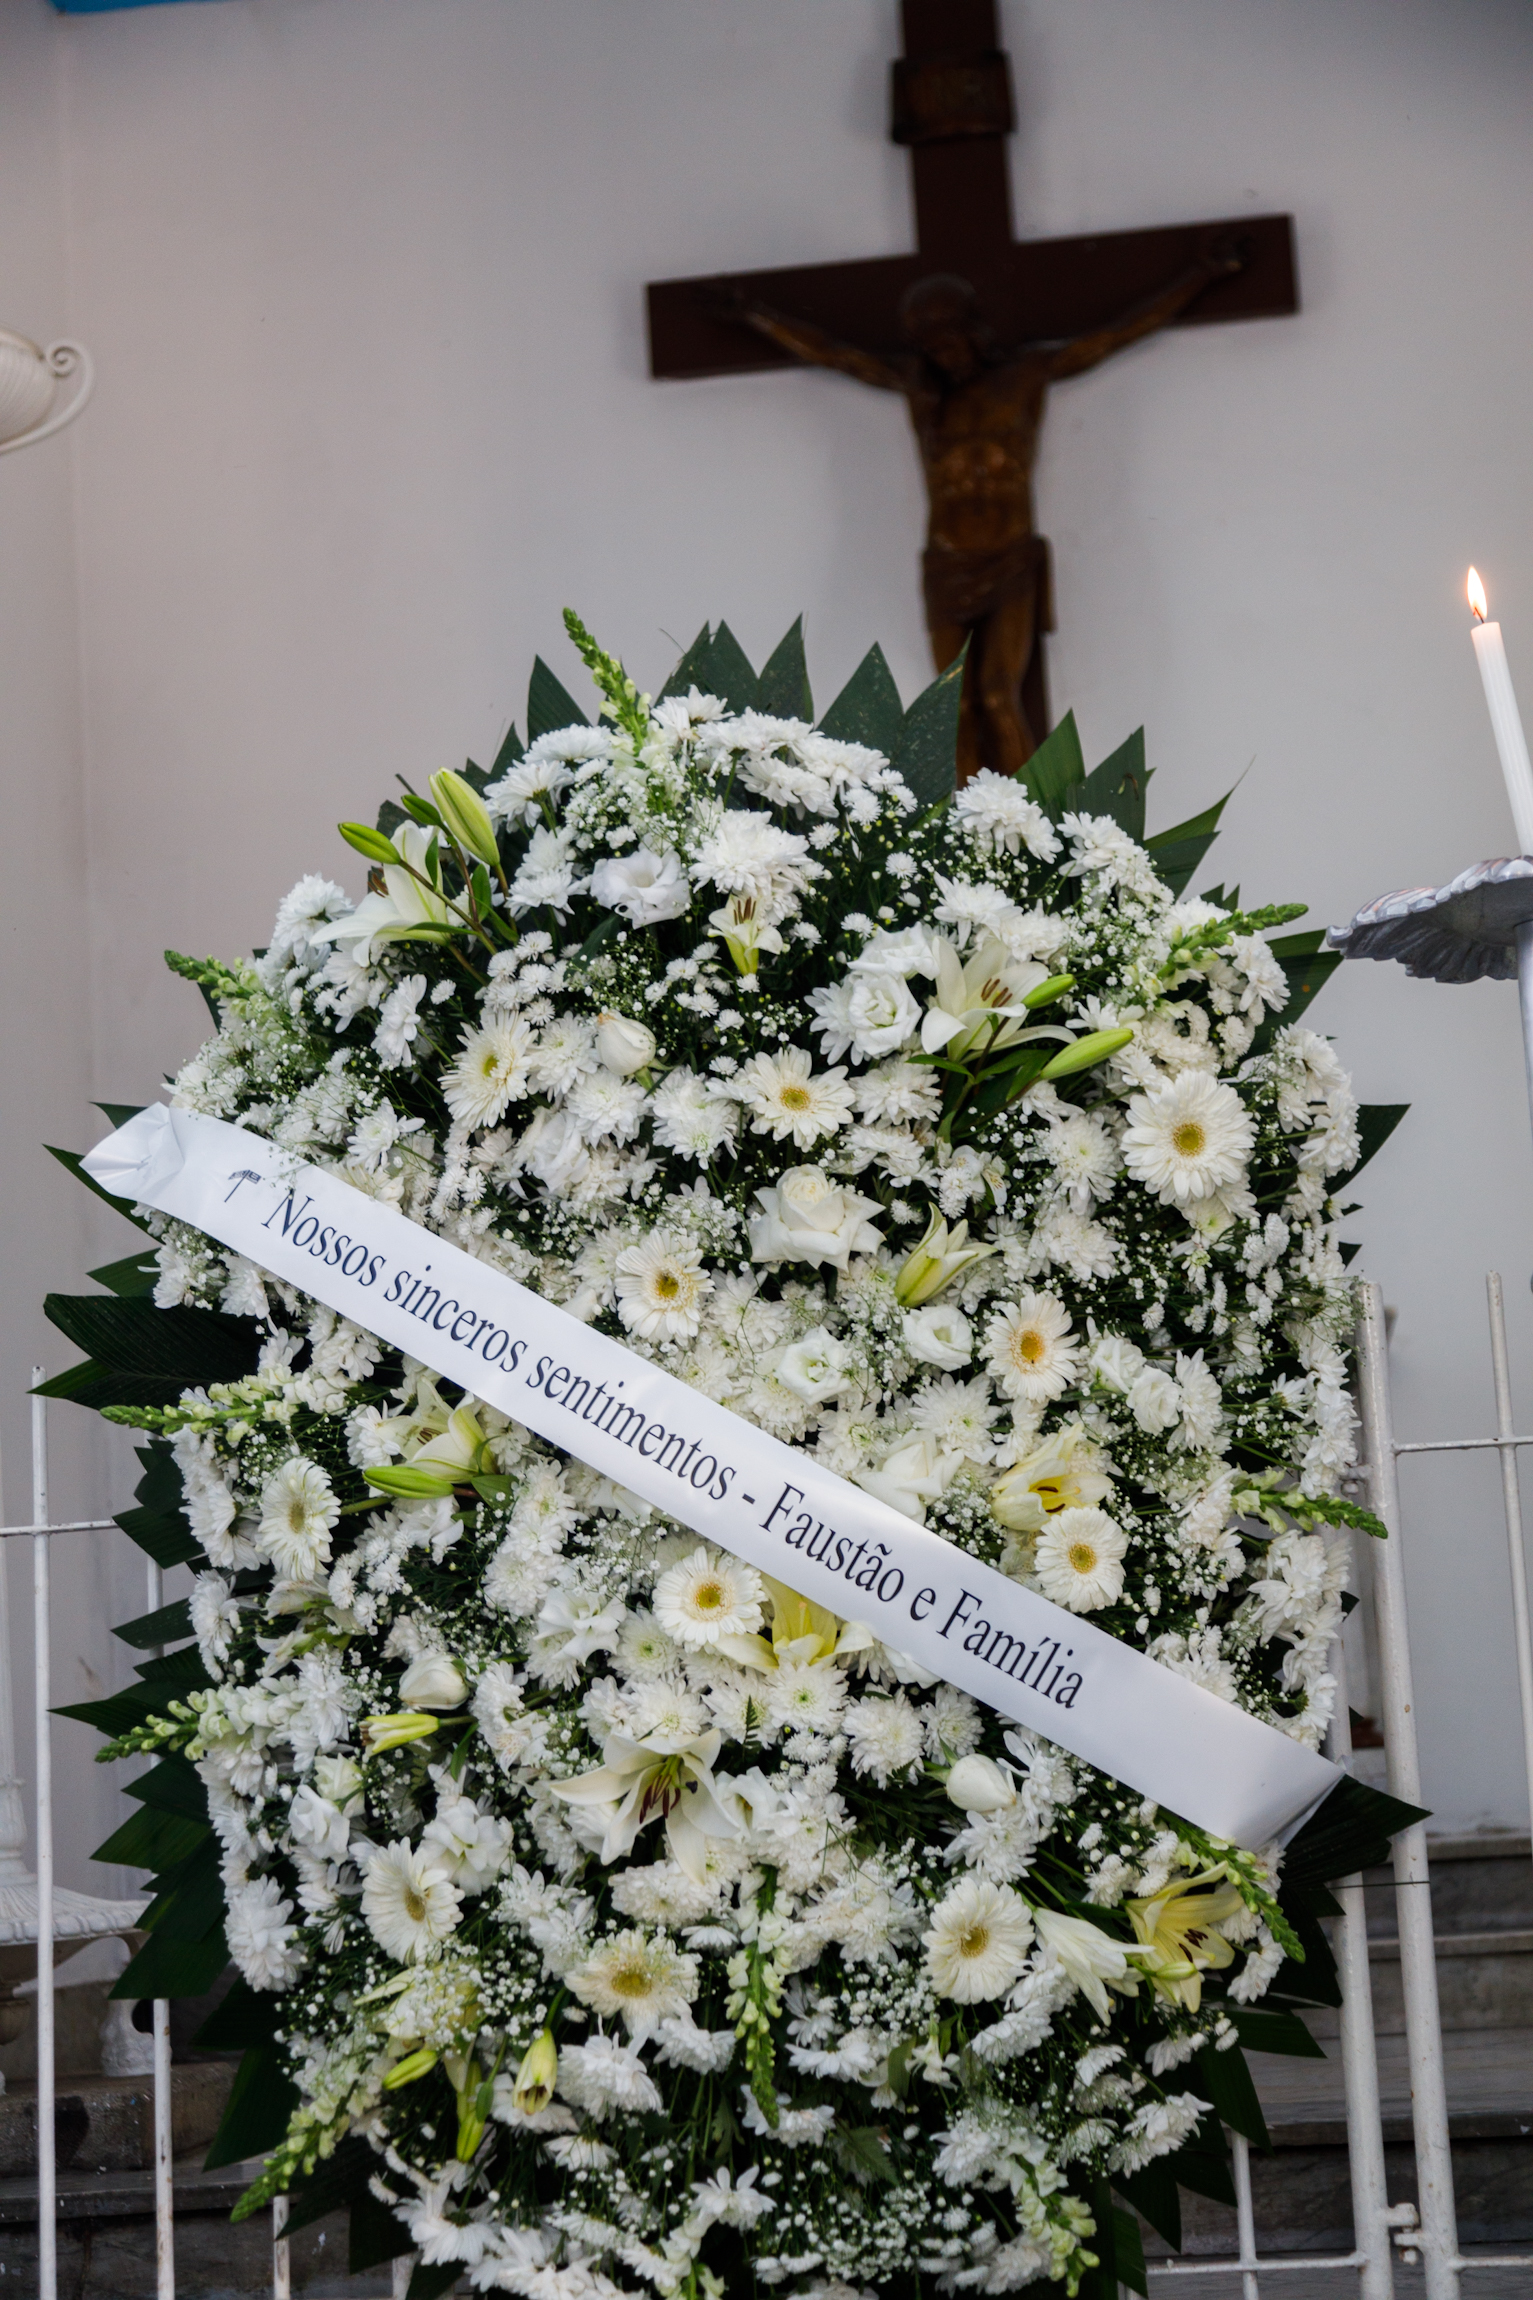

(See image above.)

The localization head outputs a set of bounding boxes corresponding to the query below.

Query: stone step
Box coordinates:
[0,2064,232,2177]
[1305,1925,1533,2036]
[1143,2026,1533,2260]
[1361,1830,1532,1939]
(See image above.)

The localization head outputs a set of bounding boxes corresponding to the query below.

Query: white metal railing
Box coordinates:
[9,1274,1533,2298]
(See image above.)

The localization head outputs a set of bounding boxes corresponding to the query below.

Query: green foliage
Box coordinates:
[1080,725,1150,840]
[1145,793,1233,896]
[1334,1103,1410,1194]
[1195,2040,1269,2150]
[1225,2004,1326,2059]
[123,1754,210,1823]
[111,1595,194,1650]
[1020,708,1086,817]
[1248,949,1345,1058]
[892,652,967,811]
[193,1976,283,2055]
[817,642,904,753]
[756,615,813,719]
[87,1249,159,1297]
[210,2046,302,2175]
[526,654,588,743]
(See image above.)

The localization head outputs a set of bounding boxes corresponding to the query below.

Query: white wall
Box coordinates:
[3,0,1533,1865]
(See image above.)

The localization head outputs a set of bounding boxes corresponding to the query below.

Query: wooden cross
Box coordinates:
[646,0,1297,778]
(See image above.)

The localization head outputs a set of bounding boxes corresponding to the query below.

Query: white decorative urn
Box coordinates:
[0,330,94,456]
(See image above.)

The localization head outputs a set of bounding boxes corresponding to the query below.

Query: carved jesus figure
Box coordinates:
[729,245,1242,782]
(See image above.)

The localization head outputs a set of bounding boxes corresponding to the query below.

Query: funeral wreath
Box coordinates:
[48,615,1416,2299]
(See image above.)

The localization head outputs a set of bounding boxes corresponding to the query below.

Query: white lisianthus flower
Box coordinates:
[567,1929,699,2036]
[257,1457,339,1580]
[853,1431,963,1524]
[397,1651,468,1710]
[360,1840,463,1963]
[923,1878,1034,2002]
[614,1232,712,1341]
[736,1047,855,1149]
[1122,1072,1257,1205]
[653,1545,765,1650]
[902,1303,975,1369]
[985,1292,1081,1406]
[840,970,924,1061]
[441,1017,535,1129]
[589,845,691,924]
[750,1166,884,1273]
[1129,1366,1182,1434]
[1034,1507,1129,1613]
[776,1326,853,1405]
[594,1009,657,1075]
[224,1876,305,1991]
[944,1755,1017,1814]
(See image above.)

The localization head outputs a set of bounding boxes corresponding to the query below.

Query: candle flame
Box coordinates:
[1468,567,1489,623]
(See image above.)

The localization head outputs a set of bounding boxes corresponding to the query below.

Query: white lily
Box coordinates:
[713,1573,874,1673]
[919,934,1056,1059]
[311,823,454,956]
[1034,1906,1140,2021]
[894,1207,1000,1307]
[550,1725,739,1884]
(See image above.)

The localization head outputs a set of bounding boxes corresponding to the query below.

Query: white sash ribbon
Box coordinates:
[84,1106,1339,1847]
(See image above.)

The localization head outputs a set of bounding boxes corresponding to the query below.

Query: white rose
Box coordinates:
[852,1432,962,1525]
[845,970,922,1059]
[595,1010,657,1075]
[398,1652,468,1710]
[287,1783,352,1864]
[1092,1333,1146,1393]
[589,846,691,925]
[944,1754,1017,1813]
[749,1166,884,1273]
[1128,1367,1181,1433]
[903,1303,974,1370]
[776,1326,853,1405]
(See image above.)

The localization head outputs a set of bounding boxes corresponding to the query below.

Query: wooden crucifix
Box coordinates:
[647,0,1297,783]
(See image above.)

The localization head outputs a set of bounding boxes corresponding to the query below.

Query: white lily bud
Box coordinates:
[944,1754,1017,1813]
[595,1009,657,1075]
[398,1652,468,1711]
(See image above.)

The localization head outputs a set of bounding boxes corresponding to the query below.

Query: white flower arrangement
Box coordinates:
[62,613,1406,2300]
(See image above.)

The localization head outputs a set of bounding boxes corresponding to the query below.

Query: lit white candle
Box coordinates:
[1469,566,1533,854]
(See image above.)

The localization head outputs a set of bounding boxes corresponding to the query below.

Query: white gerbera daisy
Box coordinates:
[923,1877,1035,2002]
[652,1544,765,1650]
[736,1047,855,1149]
[441,1017,535,1129]
[1121,1072,1256,1206]
[1034,1506,1129,1613]
[986,1292,1081,1406]
[258,1456,340,1579]
[614,1233,712,1341]
[359,1839,463,1963]
[566,1928,699,2034]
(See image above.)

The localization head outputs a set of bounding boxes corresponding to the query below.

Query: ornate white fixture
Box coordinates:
[0,330,93,457]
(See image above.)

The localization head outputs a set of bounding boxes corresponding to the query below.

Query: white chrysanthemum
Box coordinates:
[441,1017,535,1129]
[189,1571,241,1669]
[652,1544,765,1650]
[1121,1071,1257,1206]
[762,1660,848,1737]
[1034,1507,1129,1614]
[1047,1112,1118,1210]
[953,769,1061,860]
[692,810,813,907]
[257,1457,339,1580]
[650,1068,737,1161]
[923,1877,1034,2002]
[854,1059,942,1125]
[614,1232,712,1341]
[614,1608,682,1680]
[985,1292,1081,1406]
[736,1047,855,1148]
[843,1693,925,1784]
[526,1014,597,1097]
[225,1875,305,1991]
[566,1929,698,2034]
[360,1839,463,1963]
[556,2035,663,2119]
